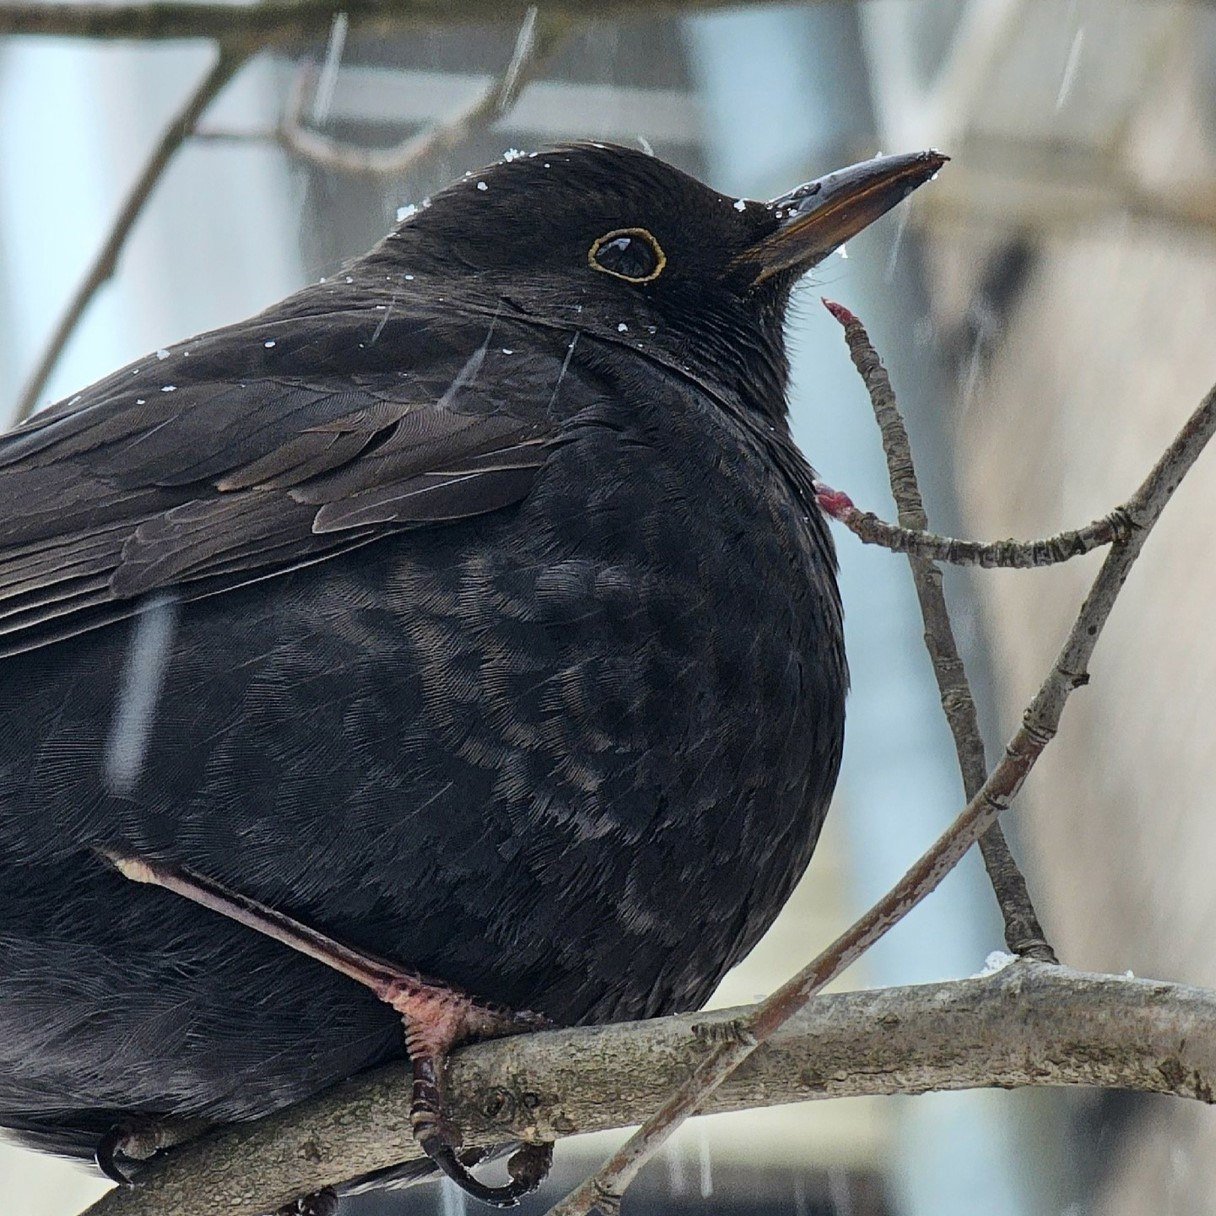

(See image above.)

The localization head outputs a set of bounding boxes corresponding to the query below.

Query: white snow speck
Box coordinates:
[733,199,747,212]
[617,322,628,333]
[837,243,849,259]
[345,276,353,284]
[264,340,276,348]
[973,950,1017,978]
[501,148,526,162]
[136,398,145,405]
[396,203,418,222]
[1125,969,1135,979]
[502,348,514,355]
[543,162,551,169]
[636,134,654,156]
[404,274,414,280]
[646,325,657,334]
[160,385,176,393]
[476,181,488,192]
[319,277,327,284]
[155,348,170,360]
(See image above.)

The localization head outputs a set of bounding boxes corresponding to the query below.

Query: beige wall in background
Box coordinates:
[929,27,1216,1207]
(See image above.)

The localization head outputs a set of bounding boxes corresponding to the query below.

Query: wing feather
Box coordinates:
[0,308,577,654]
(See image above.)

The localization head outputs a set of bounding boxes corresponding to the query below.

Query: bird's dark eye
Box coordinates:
[588,228,666,283]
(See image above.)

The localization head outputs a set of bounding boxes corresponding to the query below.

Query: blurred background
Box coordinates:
[2,0,1215,1213]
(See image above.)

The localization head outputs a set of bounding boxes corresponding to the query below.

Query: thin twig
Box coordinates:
[279,7,570,177]
[544,374,1216,1216]
[10,46,250,425]
[822,298,1056,961]
[79,963,1216,1215]
[813,482,1132,568]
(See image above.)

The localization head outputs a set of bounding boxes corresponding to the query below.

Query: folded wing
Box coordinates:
[0,307,571,655]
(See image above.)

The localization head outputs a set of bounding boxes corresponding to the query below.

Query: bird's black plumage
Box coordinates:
[0,144,940,1168]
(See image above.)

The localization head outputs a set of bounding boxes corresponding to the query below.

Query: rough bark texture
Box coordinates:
[81,963,1216,1216]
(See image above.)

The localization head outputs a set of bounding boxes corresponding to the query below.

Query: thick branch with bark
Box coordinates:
[78,963,1216,1216]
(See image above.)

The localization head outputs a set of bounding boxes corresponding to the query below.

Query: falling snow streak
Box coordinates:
[1055,26,1085,110]
[545,332,580,416]
[884,205,911,283]
[105,591,179,793]
[440,1177,467,1216]
[311,11,350,126]
[697,1124,713,1199]
[369,295,397,346]
[436,308,501,411]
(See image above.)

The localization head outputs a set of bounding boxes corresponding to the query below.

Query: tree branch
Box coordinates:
[9,45,250,425]
[77,962,1216,1215]
[813,481,1132,569]
[821,298,1055,961]
[0,0,836,44]
[544,373,1216,1214]
[279,6,570,178]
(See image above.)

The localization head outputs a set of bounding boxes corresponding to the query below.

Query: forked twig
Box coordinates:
[279,7,570,178]
[821,298,1055,960]
[10,45,250,425]
[543,365,1216,1215]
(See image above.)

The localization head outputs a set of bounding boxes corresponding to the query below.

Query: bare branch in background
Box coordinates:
[821,298,1055,962]
[0,0,818,43]
[814,481,1131,569]
[280,6,571,178]
[543,362,1216,1215]
[9,45,250,425]
[78,963,1216,1216]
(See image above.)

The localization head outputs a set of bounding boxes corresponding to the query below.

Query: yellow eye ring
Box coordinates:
[588,228,667,283]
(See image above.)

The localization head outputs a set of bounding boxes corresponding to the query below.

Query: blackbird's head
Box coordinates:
[377,143,944,415]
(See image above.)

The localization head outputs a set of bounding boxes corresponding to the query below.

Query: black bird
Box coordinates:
[0,144,941,1205]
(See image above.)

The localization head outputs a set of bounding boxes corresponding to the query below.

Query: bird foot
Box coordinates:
[400,993,553,1207]
[99,848,556,1207]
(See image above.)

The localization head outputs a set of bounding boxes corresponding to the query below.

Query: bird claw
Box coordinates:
[94,1124,136,1186]
[418,1121,553,1208]
[273,1187,339,1216]
[409,1026,553,1206]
